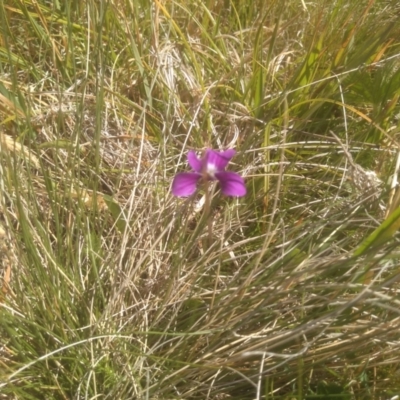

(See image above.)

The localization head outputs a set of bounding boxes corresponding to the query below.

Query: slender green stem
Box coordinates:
[204,178,213,247]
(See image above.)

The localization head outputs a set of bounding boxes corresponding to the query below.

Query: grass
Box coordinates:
[1,0,400,398]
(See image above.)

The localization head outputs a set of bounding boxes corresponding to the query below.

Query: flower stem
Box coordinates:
[204,179,212,247]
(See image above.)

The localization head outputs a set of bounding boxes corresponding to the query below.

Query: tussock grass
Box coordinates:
[1,0,400,398]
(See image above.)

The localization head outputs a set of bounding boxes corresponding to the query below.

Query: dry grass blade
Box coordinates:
[1,0,400,399]
[0,132,40,169]
[329,130,382,197]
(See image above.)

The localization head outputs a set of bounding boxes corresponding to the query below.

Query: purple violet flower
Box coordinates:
[172,149,246,197]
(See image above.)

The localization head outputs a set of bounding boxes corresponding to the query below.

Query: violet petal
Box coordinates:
[206,149,236,171]
[215,171,246,197]
[187,150,203,172]
[172,172,201,196]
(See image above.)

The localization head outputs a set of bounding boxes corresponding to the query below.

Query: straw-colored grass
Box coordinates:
[1,0,400,398]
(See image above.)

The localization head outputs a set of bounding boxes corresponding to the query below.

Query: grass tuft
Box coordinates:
[1,0,400,398]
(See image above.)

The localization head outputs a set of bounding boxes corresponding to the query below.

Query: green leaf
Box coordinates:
[102,194,127,234]
[353,206,400,257]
